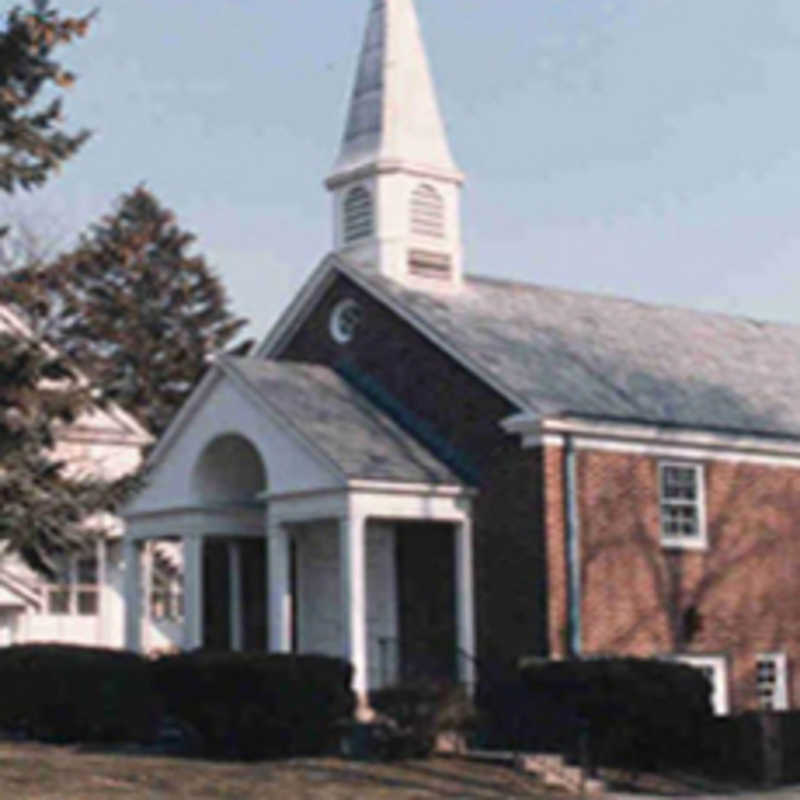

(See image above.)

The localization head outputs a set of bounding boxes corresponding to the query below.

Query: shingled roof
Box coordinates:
[229,358,460,484]
[351,266,800,439]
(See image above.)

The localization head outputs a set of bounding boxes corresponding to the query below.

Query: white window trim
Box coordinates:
[43,553,100,617]
[757,652,790,711]
[675,654,729,716]
[659,461,708,551]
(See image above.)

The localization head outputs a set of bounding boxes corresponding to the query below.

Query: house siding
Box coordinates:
[546,444,800,712]
[279,273,549,668]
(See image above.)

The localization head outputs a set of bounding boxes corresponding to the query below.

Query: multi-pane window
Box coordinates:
[343,186,373,243]
[660,462,705,547]
[757,653,789,710]
[149,558,184,622]
[410,184,445,239]
[45,553,99,616]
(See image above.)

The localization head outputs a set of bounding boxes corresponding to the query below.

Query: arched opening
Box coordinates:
[190,434,268,652]
[191,433,267,504]
[343,185,373,243]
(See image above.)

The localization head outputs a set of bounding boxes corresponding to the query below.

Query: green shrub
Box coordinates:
[479,656,713,771]
[0,644,158,744]
[369,680,476,758]
[150,651,354,759]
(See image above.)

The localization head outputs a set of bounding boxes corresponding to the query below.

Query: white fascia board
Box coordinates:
[265,481,473,503]
[345,479,474,497]
[104,404,152,444]
[256,253,343,358]
[326,158,464,190]
[58,409,152,447]
[0,305,152,445]
[349,488,472,525]
[502,412,800,465]
[215,356,349,486]
[335,262,534,413]
[137,365,223,473]
[257,252,535,415]
[0,570,42,608]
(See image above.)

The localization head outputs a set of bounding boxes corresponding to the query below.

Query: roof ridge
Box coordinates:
[463,272,800,332]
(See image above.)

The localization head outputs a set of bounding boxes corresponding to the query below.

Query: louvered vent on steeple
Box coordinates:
[344,186,374,243]
[326,0,464,289]
[410,184,445,239]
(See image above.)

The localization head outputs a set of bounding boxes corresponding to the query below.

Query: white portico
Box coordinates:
[123,355,476,702]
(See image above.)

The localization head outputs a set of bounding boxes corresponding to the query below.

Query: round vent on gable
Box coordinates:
[330,298,363,344]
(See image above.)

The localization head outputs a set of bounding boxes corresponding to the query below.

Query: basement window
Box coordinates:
[659,462,706,549]
[757,653,789,711]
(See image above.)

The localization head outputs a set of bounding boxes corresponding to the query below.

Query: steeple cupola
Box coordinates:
[326,0,464,288]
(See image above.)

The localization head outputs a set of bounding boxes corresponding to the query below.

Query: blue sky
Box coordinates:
[8,0,800,336]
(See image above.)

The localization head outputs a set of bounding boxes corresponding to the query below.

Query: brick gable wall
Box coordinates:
[546,444,800,711]
[279,273,549,667]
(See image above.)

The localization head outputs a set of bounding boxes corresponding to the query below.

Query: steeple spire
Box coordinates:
[327,0,464,288]
[331,0,460,178]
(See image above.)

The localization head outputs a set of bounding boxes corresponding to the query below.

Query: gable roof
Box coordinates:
[350,267,800,439]
[230,358,461,485]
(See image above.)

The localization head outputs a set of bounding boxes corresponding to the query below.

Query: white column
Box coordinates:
[268,521,292,653]
[454,517,477,692]
[95,536,107,644]
[142,541,153,652]
[123,538,142,652]
[183,535,204,650]
[340,513,369,703]
[228,540,244,652]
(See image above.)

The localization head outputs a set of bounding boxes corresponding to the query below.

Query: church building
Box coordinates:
[124,0,800,716]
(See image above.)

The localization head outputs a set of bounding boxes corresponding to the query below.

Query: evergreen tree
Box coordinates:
[0,0,93,197]
[0,326,134,573]
[30,186,247,436]
[0,1,126,572]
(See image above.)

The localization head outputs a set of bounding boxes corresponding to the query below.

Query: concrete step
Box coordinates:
[444,745,607,795]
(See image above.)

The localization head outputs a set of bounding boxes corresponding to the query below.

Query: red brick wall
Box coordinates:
[545,444,800,711]
[543,444,568,659]
[279,273,549,667]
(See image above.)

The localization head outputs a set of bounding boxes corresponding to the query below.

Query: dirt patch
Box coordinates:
[0,743,560,799]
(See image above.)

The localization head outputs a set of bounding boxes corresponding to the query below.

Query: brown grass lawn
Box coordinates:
[0,743,562,799]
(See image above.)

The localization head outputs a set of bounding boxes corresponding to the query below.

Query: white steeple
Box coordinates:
[327,0,464,288]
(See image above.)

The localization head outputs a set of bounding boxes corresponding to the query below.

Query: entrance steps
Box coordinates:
[435,735,606,795]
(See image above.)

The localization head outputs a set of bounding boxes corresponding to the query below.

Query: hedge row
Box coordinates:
[0,645,353,758]
[0,644,157,744]
[478,656,714,771]
[153,651,354,759]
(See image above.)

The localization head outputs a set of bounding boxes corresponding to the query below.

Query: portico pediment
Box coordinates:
[125,364,345,520]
